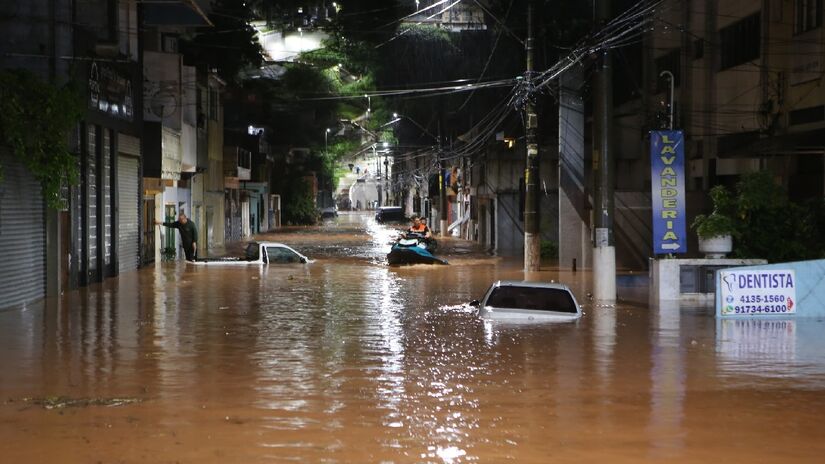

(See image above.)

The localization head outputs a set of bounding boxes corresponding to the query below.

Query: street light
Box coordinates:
[325,127,331,155]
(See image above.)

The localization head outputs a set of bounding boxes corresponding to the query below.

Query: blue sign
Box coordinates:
[650,130,687,254]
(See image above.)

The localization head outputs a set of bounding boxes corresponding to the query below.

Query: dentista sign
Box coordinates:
[718,269,797,316]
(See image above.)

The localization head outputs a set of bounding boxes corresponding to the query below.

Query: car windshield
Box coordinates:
[266,246,302,263]
[485,286,577,313]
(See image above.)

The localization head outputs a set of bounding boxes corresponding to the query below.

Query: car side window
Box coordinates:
[266,246,301,263]
[245,243,260,260]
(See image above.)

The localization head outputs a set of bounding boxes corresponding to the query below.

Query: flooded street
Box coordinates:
[2,212,825,463]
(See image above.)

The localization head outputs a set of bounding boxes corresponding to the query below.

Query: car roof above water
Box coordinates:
[480,280,581,317]
[491,280,573,291]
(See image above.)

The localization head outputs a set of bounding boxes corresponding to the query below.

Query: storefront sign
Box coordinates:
[89,61,134,121]
[718,269,797,316]
[650,130,686,254]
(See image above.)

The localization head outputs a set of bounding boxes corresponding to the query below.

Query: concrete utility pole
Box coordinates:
[592,0,616,301]
[439,108,448,237]
[523,0,540,271]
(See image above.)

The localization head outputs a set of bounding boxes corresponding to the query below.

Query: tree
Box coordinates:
[0,70,83,209]
[181,0,263,82]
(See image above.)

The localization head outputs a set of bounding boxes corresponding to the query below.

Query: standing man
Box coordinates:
[157,212,198,261]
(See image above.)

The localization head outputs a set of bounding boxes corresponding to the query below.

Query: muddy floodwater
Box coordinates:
[2,212,825,463]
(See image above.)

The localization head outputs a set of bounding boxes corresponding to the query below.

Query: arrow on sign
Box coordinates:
[661,243,681,251]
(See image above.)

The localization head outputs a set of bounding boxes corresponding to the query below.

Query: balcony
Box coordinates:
[224,147,252,188]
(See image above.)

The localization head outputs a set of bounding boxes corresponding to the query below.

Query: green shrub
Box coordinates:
[540,240,558,259]
[282,178,317,225]
[691,185,737,239]
[0,69,83,209]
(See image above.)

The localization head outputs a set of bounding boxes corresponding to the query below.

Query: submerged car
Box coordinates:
[375,206,405,224]
[190,241,311,265]
[320,205,338,219]
[471,281,581,321]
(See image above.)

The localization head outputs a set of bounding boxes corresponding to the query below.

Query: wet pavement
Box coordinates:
[2,212,825,463]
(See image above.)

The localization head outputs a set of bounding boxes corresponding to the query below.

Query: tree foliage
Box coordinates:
[181,0,263,82]
[731,171,811,261]
[282,177,318,225]
[709,171,825,262]
[0,69,83,209]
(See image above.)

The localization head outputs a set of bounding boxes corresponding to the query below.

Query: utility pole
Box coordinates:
[523,0,540,271]
[439,106,448,237]
[592,0,616,301]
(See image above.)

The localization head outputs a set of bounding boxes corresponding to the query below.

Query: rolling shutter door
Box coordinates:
[118,155,140,273]
[88,125,98,273]
[0,155,45,309]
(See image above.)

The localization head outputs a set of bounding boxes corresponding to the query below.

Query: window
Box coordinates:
[789,105,825,125]
[161,33,179,53]
[719,13,761,70]
[245,243,260,260]
[266,247,302,263]
[795,0,822,34]
[238,149,252,170]
[485,286,578,313]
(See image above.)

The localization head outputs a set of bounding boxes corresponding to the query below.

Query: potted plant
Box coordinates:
[161,246,177,262]
[691,185,737,258]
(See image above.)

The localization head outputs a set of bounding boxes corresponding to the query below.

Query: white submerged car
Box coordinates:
[189,241,312,265]
[471,281,582,321]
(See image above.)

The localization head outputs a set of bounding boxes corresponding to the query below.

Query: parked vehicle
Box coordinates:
[320,205,338,219]
[387,232,447,266]
[375,206,405,224]
[470,281,581,321]
[189,241,312,265]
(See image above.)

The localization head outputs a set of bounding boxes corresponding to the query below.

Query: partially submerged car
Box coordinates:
[320,205,338,219]
[375,206,405,224]
[471,281,581,321]
[190,241,311,265]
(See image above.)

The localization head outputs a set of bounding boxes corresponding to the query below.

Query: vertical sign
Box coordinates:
[650,130,687,254]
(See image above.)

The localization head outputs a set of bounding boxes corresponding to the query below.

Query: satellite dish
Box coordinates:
[149,91,178,118]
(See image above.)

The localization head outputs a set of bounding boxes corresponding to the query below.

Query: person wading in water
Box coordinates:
[157,212,198,261]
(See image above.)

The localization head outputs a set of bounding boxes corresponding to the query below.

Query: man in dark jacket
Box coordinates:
[157,213,198,261]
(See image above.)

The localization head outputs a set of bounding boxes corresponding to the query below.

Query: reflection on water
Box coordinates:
[648,303,685,458]
[1,212,825,462]
[716,317,825,387]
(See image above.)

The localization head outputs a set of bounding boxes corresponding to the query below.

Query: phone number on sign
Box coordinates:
[739,295,786,304]
[732,304,790,314]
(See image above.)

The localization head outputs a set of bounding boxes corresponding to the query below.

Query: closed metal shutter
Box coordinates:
[103,130,112,267]
[0,155,45,309]
[118,155,140,273]
[118,134,140,157]
[88,125,98,272]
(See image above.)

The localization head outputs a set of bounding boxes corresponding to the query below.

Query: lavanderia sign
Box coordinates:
[650,130,686,254]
